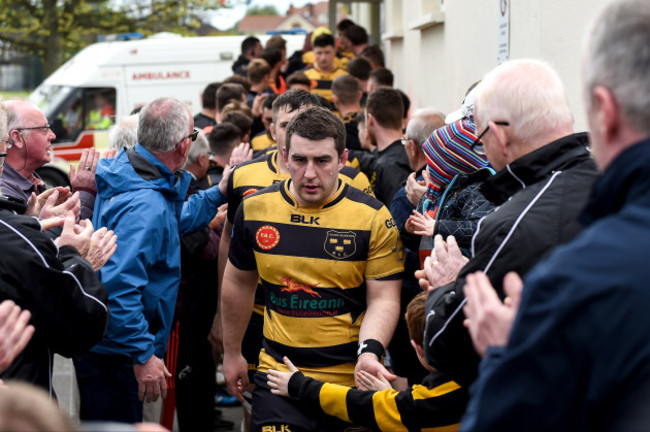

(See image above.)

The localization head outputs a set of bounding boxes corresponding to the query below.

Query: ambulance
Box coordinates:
[28,32,306,186]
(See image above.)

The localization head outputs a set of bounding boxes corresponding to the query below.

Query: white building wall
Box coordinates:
[353,0,610,131]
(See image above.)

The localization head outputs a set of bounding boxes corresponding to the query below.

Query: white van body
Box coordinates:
[28,33,306,185]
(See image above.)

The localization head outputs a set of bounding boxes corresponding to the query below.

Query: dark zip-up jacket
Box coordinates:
[461,137,650,432]
[424,133,598,386]
[0,197,108,394]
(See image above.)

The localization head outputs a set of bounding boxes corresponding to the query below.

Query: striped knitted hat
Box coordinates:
[422,119,489,212]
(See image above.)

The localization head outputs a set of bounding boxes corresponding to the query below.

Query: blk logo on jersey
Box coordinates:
[324,230,356,259]
[290,214,320,225]
[256,225,280,250]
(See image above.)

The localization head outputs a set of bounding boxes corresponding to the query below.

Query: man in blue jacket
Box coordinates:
[74,97,228,423]
[460,0,650,430]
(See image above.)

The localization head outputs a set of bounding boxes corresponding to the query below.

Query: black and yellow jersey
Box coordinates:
[302,66,349,102]
[229,179,404,385]
[302,51,350,71]
[251,130,276,152]
[285,370,468,432]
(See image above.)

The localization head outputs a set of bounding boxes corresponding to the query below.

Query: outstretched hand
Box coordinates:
[267,356,300,397]
[463,271,523,357]
[355,369,391,391]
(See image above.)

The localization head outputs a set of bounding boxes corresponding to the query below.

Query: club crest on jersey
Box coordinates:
[324,230,356,259]
[256,225,280,250]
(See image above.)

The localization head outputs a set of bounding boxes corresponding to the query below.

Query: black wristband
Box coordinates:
[357,339,384,358]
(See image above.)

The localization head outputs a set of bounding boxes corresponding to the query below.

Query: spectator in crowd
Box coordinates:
[336,19,357,60]
[368,67,394,92]
[222,111,253,145]
[222,106,403,432]
[261,48,286,95]
[232,36,262,77]
[171,131,232,432]
[193,82,220,130]
[359,45,385,70]
[267,292,468,431]
[460,1,650,430]
[246,59,271,108]
[420,59,598,391]
[347,57,371,93]
[331,75,363,150]
[355,88,411,206]
[74,97,229,423]
[265,35,289,83]
[109,114,139,151]
[216,83,247,124]
[286,71,312,93]
[302,33,348,102]
[0,101,112,394]
[223,75,252,94]
[3,101,98,219]
[250,94,277,153]
[386,108,446,386]
[343,25,370,56]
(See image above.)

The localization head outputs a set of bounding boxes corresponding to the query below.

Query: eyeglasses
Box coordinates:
[174,129,199,148]
[15,124,51,135]
[471,121,510,149]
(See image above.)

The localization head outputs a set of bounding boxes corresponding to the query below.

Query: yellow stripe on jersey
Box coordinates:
[262,309,364,349]
[422,425,460,432]
[251,131,276,151]
[303,66,349,102]
[412,380,461,400]
[320,383,352,423]
[371,389,407,432]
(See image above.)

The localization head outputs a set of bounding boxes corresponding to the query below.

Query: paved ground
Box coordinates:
[53,355,244,431]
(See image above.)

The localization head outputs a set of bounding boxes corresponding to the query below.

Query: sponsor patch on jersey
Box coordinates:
[279,276,321,298]
[324,230,356,259]
[256,225,280,250]
[392,237,405,262]
[243,188,259,198]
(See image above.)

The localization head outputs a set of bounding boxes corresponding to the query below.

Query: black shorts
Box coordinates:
[242,311,264,380]
[252,372,364,432]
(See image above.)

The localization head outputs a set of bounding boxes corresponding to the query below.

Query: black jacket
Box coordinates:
[424,132,598,386]
[0,198,108,392]
[352,140,411,207]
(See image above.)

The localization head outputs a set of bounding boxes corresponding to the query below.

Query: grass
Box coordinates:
[0,90,32,100]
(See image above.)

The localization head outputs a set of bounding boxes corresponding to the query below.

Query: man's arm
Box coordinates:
[355,278,401,389]
[221,260,259,402]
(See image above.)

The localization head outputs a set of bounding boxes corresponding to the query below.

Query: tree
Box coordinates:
[246,5,279,16]
[0,0,224,77]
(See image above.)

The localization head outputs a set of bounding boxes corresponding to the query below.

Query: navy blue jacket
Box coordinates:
[461,138,650,431]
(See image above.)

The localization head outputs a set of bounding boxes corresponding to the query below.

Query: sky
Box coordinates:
[210,0,315,31]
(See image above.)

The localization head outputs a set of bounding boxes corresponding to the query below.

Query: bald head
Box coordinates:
[474,59,574,152]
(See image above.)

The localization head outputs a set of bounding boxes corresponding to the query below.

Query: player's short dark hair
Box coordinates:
[313,33,336,48]
[370,67,394,87]
[366,88,403,131]
[272,89,322,123]
[332,75,361,105]
[241,36,260,55]
[347,58,372,81]
[286,106,346,156]
[261,47,283,69]
[336,19,356,32]
[359,45,385,68]
[217,83,246,112]
[287,71,312,89]
[208,122,242,156]
[201,82,221,109]
[344,25,368,46]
